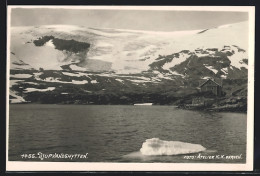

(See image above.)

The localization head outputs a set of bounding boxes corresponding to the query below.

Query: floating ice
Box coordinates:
[140,138,206,156]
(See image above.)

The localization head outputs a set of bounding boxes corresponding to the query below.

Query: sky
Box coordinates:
[10,8,248,31]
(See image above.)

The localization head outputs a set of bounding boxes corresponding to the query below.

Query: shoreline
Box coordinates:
[9,103,247,113]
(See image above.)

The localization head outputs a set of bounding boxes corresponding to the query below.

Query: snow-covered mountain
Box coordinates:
[9,21,249,104]
[10,21,248,73]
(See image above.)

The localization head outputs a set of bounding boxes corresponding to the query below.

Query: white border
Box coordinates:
[5,5,254,11]
[6,5,255,171]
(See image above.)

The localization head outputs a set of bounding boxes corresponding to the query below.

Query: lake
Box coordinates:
[8,104,246,163]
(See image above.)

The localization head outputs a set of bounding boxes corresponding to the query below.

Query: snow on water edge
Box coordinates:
[140,138,206,156]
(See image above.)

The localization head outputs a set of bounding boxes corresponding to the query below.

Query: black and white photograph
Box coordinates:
[6,6,254,171]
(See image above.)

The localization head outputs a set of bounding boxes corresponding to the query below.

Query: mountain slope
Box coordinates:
[10,21,248,73]
[9,21,249,104]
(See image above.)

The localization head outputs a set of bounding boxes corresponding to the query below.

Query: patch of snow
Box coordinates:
[71,80,88,84]
[128,79,151,83]
[221,75,227,79]
[171,71,185,77]
[62,72,82,77]
[33,72,43,81]
[202,76,211,80]
[11,74,32,78]
[138,77,151,81]
[99,73,113,77]
[196,53,210,57]
[151,77,161,82]
[91,80,98,84]
[227,46,248,69]
[9,90,26,103]
[83,90,92,93]
[162,53,190,70]
[114,75,136,78]
[115,79,124,83]
[153,71,160,74]
[41,77,89,85]
[11,32,67,70]
[43,77,66,83]
[69,65,87,71]
[9,80,23,87]
[221,68,228,74]
[77,72,91,78]
[45,40,55,48]
[33,72,43,76]
[205,66,218,74]
[25,82,38,85]
[156,73,173,80]
[25,87,55,92]
[61,92,69,95]
[205,50,217,55]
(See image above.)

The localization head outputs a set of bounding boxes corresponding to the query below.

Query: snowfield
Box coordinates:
[8,21,250,104]
[10,21,248,74]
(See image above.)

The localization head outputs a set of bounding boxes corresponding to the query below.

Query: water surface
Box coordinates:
[9,104,246,163]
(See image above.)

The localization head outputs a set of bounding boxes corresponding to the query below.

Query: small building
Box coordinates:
[199,78,222,96]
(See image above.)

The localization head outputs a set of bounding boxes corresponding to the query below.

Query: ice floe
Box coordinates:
[140,138,206,156]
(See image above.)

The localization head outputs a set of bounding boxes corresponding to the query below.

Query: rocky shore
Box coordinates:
[177,96,247,113]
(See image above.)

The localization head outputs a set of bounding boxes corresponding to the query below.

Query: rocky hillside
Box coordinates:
[9,21,249,107]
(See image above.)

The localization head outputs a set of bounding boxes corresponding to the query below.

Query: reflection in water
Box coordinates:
[198,111,222,119]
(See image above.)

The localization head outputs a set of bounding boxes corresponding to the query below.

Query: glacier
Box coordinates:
[10,21,248,73]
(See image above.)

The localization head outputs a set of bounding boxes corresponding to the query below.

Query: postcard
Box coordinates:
[6,5,255,171]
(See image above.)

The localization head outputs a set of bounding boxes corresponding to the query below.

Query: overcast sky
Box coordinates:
[10,8,248,31]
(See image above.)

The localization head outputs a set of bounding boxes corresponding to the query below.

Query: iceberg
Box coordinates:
[140,138,206,156]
